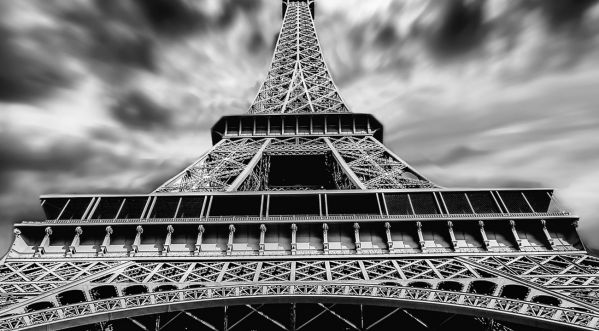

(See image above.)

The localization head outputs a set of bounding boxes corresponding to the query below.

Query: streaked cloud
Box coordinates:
[0,0,598,255]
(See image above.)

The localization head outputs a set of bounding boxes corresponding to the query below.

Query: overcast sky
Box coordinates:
[1,0,599,255]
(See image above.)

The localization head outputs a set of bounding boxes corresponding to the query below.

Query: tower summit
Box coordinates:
[1,1,598,330]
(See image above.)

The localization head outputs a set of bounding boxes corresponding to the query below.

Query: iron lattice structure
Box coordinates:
[1,1,598,330]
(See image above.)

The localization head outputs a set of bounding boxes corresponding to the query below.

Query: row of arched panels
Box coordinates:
[1,283,595,331]
[24,280,562,313]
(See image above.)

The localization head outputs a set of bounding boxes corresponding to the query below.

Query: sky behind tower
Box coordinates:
[0,0,599,255]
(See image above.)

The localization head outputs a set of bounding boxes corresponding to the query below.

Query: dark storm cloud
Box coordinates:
[0,25,74,102]
[132,0,262,36]
[57,1,157,72]
[132,0,207,35]
[247,30,268,54]
[110,91,173,130]
[0,132,95,174]
[374,24,397,46]
[521,0,598,29]
[416,0,487,58]
[0,131,145,179]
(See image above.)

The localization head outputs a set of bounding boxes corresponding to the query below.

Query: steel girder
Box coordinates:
[1,254,599,330]
[0,282,597,330]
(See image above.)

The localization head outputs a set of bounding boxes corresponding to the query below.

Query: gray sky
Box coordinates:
[1,0,599,255]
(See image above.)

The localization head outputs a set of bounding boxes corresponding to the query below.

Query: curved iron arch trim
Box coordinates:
[2,284,597,331]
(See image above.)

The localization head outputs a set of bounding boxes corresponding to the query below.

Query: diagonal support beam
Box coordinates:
[324,137,367,189]
[154,139,227,192]
[184,311,219,331]
[297,304,336,330]
[366,307,400,330]
[159,312,183,331]
[246,304,289,330]
[128,317,149,331]
[317,303,360,331]
[228,305,262,330]
[401,310,430,329]
[227,139,271,192]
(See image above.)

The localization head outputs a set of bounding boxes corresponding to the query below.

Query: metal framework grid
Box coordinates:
[1,1,597,330]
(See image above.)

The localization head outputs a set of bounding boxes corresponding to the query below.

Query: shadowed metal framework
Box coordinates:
[1,0,598,330]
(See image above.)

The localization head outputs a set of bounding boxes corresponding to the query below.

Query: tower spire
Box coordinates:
[249,0,348,114]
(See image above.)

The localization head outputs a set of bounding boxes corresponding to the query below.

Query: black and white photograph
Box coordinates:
[1,0,599,330]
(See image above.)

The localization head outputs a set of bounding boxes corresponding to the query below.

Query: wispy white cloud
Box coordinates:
[0,0,598,255]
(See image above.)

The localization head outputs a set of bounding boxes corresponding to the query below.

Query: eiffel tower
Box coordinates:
[1,0,598,330]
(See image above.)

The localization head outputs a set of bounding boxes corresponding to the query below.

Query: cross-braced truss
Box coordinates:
[156,139,268,192]
[330,136,436,189]
[156,136,435,192]
[249,2,348,114]
[1,254,599,330]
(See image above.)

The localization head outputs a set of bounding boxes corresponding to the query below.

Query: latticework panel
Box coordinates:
[249,2,348,114]
[156,138,268,192]
[330,136,436,189]
[469,255,599,287]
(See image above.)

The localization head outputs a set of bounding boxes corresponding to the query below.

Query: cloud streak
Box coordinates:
[0,0,598,255]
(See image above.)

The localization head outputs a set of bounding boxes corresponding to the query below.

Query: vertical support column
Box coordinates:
[141,196,155,220]
[493,191,509,214]
[433,193,446,215]
[360,305,365,331]
[227,225,236,255]
[55,199,70,221]
[464,193,477,215]
[224,306,229,331]
[36,227,52,257]
[114,198,126,220]
[132,225,143,255]
[322,223,329,254]
[164,225,174,255]
[290,261,296,282]
[509,220,522,249]
[380,193,389,216]
[290,303,297,331]
[318,194,323,219]
[68,226,83,257]
[353,223,361,253]
[81,197,96,220]
[173,197,182,219]
[86,197,101,220]
[259,224,266,255]
[416,222,425,251]
[291,223,297,255]
[384,222,393,253]
[253,262,263,282]
[100,226,113,255]
[447,221,458,250]
[540,220,555,249]
[478,221,490,250]
[195,225,205,255]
